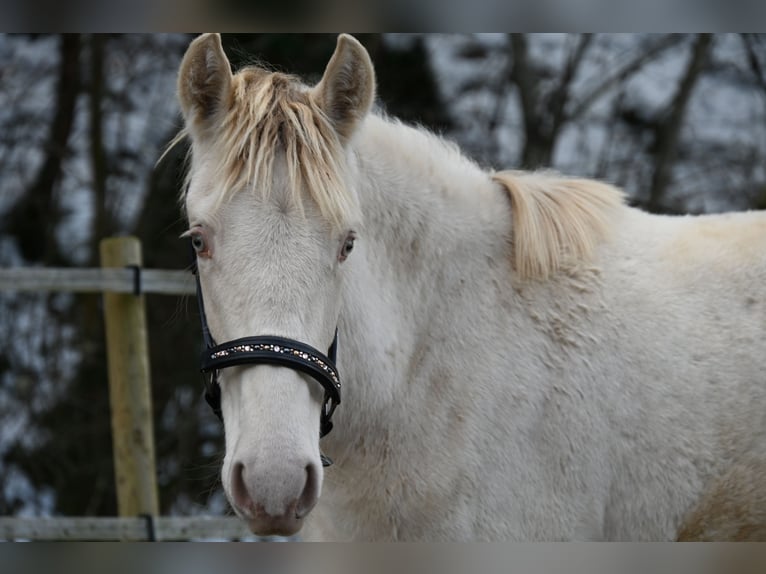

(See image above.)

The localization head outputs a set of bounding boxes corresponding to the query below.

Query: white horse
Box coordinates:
[175,33,766,541]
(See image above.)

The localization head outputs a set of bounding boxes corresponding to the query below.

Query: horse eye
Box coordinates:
[339,233,356,262]
[190,229,210,257]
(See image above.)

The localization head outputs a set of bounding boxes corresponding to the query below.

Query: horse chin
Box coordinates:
[244,512,305,538]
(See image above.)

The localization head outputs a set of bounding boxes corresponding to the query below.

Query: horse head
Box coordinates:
[177,33,373,536]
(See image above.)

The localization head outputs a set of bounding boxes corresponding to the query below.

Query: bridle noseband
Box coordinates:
[191,251,341,467]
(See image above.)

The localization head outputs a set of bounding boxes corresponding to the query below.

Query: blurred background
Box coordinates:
[0,33,765,519]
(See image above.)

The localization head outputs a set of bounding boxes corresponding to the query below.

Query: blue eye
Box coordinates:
[188,227,211,257]
[191,233,206,252]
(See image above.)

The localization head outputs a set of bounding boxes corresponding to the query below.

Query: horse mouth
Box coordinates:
[245,513,305,538]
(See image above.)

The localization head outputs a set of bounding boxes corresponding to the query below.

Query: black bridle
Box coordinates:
[190,251,341,467]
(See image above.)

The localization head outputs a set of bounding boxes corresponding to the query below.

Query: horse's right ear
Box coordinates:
[312,34,375,144]
[177,33,232,131]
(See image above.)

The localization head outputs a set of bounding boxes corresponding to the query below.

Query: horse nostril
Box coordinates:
[231,461,253,513]
[295,463,320,519]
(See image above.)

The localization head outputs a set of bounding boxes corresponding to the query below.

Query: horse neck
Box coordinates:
[330,115,511,450]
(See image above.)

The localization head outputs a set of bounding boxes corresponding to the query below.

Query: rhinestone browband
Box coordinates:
[199,334,342,413]
[208,342,340,388]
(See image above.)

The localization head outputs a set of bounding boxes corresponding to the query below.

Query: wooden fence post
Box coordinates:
[99,237,159,522]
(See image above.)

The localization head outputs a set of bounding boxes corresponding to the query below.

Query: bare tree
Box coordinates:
[508,34,684,170]
[4,34,80,265]
[646,34,713,213]
[88,33,115,261]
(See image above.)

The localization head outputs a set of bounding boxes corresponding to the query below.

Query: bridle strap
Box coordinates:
[191,254,215,350]
[190,250,341,466]
[200,333,341,436]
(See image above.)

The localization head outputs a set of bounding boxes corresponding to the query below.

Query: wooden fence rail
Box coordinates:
[0,267,194,295]
[0,238,245,541]
[0,517,258,541]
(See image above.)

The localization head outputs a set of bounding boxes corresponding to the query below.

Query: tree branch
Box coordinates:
[569,34,685,122]
[549,34,593,134]
[6,34,81,264]
[741,34,766,97]
[646,34,713,213]
[88,34,113,265]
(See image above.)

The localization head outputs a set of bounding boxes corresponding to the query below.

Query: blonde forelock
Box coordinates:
[179,67,359,229]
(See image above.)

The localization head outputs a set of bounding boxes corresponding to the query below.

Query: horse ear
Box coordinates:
[312,34,375,143]
[177,33,232,131]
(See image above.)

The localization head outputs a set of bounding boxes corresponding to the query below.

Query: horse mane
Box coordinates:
[175,67,359,229]
[171,62,623,271]
[492,170,624,281]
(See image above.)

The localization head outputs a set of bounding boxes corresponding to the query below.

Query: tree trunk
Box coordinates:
[89,34,112,263]
[646,35,713,213]
[510,34,555,169]
[7,34,80,264]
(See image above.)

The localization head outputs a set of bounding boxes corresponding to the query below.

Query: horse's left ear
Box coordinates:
[312,34,376,144]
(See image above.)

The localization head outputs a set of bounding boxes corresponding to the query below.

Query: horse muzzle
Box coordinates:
[228,454,321,536]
